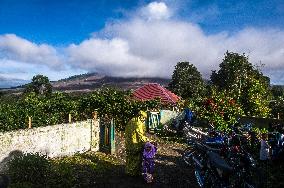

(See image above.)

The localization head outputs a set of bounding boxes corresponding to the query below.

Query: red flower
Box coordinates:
[229,99,235,105]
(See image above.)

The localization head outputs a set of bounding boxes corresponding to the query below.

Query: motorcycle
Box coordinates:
[193,150,233,188]
[183,131,258,187]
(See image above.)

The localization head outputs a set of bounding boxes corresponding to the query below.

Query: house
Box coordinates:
[132,83,180,131]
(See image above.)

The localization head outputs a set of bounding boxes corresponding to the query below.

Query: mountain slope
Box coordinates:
[52,73,171,91]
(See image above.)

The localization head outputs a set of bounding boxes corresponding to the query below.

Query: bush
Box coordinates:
[6,152,98,187]
[7,153,50,187]
[47,161,75,188]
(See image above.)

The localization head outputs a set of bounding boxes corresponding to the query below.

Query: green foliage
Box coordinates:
[252,127,268,140]
[211,52,254,94]
[168,62,205,100]
[270,86,284,119]
[240,78,271,117]
[7,152,121,188]
[78,88,161,130]
[196,88,244,132]
[7,153,50,187]
[270,96,284,119]
[0,102,27,131]
[24,74,52,95]
[48,154,98,188]
[0,92,80,132]
[271,85,284,99]
[0,87,160,132]
[210,51,271,117]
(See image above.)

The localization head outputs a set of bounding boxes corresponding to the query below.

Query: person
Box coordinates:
[259,133,270,186]
[142,141,157,183]
[260,133,270,161]
[248,130,258,153]
[125,111,149,176]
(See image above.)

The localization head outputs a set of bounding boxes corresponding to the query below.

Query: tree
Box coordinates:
[210,51,271,117]
[271,85,284,99]
[270,96,284,119]
[24,75,52,95]
[240,78,271,117]
[168,62,205,100]
[78,88,161,130]
[270,85,284,119]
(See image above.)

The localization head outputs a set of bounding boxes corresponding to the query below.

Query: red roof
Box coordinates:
[132,83,180,104]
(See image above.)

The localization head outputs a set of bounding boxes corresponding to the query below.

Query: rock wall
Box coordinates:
[0,119,100,167]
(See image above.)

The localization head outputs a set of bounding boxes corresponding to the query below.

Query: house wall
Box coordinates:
[159,110,180,125]
[0,119,100,172]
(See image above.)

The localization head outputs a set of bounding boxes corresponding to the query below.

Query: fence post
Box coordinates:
[92,111,98,120]
[28,117,32,128]
[69,113,72,123]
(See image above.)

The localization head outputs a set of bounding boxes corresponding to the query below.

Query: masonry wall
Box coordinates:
[0,119,100,165]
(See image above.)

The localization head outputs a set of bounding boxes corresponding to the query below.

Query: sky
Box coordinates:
[0,0,284,86]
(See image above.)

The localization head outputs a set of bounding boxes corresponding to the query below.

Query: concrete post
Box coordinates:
[68,114,72,123]
[28,117,32,129]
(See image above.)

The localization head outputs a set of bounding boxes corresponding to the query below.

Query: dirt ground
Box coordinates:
[93,132,199,188]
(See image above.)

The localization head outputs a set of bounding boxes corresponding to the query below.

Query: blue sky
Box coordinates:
[0,0,284,86]
[0,0,137,45]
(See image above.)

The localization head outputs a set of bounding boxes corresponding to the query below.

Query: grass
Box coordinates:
[7,152,123,188]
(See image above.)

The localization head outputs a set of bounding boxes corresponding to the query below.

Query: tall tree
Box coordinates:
[168,62,205,100]
[210,51,271,117]
[271,85,284,99]
[24,75,52,95]
[240,78,271,117]
[270,86,284,119]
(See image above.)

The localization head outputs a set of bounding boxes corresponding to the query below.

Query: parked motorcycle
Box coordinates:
[183,128,259,188]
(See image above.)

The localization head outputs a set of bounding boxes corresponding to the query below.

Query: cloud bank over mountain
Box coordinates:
[0,1,284,84]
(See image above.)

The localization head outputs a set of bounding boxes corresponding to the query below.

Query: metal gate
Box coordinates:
[99,117,115,154]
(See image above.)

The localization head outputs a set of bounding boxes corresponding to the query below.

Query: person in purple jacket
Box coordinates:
[142,141,157,183]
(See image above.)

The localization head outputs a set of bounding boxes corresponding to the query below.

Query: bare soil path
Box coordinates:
[93,132,198,188]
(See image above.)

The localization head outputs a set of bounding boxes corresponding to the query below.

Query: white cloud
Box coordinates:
[0,58,86,81]
[140,2,171,20]
[0,34,62,68]
[67,37,158,77]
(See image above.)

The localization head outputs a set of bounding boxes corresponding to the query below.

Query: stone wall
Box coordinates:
[0,119,100,167]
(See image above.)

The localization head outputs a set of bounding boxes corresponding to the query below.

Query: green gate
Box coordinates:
[147,111,160,132]
[99,117,115,154]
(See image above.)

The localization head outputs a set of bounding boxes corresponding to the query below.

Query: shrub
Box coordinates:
[7,153,50,187]
[47,161,75,188]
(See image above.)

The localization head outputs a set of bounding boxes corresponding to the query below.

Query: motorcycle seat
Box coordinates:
[195,142,221,153]
[207,151,233,172]
[204,143,221,152]
[195,142,208,152]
